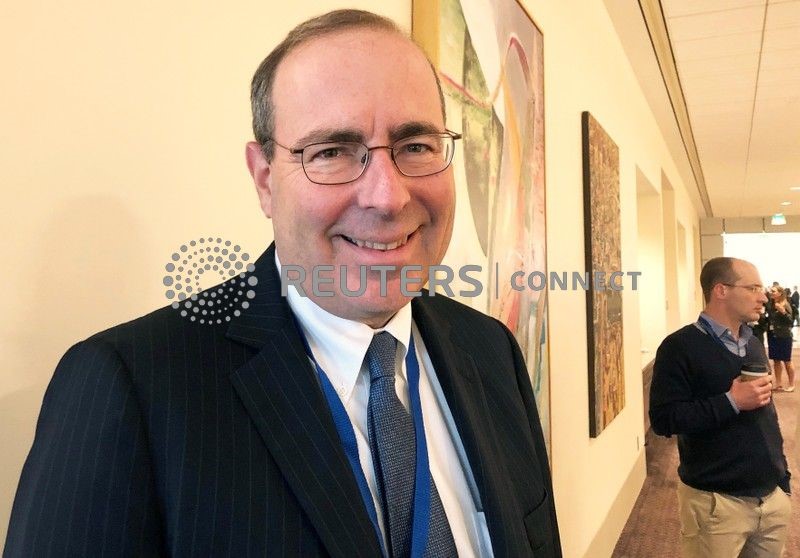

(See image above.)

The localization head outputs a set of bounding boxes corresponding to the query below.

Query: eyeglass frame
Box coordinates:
[721,283,765,294]
[264,130,463,185]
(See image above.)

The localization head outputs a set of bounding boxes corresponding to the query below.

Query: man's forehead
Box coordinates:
[733,260,761,282]
[272,28,444,140]
[276,27,433,77]
[283,27,425,71]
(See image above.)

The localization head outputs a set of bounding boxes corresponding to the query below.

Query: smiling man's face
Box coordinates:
[246,28,455,327]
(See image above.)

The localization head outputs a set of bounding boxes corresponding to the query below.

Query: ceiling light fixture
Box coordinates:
[772,213,787,226]
[791,186,800,191]
[781,201,792,206]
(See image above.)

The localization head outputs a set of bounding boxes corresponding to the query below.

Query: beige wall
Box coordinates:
[0,0,412,545]
[519,0,700,556]
[635,168,666,370]
[1,0,702,555]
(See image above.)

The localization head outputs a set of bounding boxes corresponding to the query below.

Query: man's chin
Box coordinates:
[308,290,415,328]
[353,292,415,327]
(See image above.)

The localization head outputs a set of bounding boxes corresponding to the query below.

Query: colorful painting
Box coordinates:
[413,0,549,455]
[582,111,625,437]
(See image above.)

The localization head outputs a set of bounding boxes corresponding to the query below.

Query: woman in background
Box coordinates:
[751,299,769,345]
[768,286,795,391]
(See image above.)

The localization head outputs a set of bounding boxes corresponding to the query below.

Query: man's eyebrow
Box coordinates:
[389,121,443,143]
[290,122,444,148]
[292,128,365,147]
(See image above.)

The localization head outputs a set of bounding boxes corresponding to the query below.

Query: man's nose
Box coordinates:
[356,148,411,215]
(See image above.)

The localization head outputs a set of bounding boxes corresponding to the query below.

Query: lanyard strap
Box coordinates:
[295,323,433,557]
[697,316,732,351]
[314,364,387,556]
[406,336,432,557]
[698,316,753,359]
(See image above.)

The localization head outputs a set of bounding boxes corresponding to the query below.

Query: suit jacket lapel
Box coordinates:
[412,296,528,555]
[226,245,381,558]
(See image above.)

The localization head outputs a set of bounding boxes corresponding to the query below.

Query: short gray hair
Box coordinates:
[250,9,446,160]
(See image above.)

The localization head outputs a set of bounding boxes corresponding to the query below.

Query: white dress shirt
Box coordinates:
[278,257,493,557]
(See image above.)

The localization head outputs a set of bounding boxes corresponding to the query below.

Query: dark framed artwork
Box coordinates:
[413,0,550,454]
[582,111,625,437]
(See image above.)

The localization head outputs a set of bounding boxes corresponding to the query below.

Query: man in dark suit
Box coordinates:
[6,9,560,557]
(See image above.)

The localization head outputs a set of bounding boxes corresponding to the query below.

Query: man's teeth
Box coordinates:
[345,235,409,251]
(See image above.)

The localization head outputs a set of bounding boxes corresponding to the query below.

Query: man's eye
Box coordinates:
[398,138,441,155]
[309,147,342,160]
[306,144,357,162]
[404,143,431,154]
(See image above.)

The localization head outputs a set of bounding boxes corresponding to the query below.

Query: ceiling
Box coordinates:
[662,0,800,218]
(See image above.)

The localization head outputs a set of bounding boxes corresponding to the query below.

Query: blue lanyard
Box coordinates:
[295,323,433,557]
[697,316,747,356]
[697,316,728,350]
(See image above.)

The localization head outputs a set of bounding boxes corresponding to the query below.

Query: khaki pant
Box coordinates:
[677,481,791,557]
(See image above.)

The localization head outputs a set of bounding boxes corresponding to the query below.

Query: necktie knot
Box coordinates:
[366,332,397,382]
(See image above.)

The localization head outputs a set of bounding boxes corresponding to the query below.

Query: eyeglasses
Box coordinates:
[722,283,764,294]
[266,131,462,185]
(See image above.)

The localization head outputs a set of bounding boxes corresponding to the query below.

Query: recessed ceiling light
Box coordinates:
[781,201,792,206]
[791,186,800,191]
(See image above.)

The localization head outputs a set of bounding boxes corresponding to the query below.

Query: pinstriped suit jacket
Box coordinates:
[5,244,561,557]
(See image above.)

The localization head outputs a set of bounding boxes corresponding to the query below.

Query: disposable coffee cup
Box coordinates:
[740,363,769,382]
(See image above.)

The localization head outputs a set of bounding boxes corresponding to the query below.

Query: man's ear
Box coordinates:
[245,141,273,218]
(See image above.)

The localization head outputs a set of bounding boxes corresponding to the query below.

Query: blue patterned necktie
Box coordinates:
[365,332,457,558]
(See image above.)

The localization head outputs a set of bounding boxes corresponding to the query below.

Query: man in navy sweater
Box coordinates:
[650,257,791,557]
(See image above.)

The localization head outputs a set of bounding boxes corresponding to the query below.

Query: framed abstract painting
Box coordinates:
[413,0,550,454]
[581,111,625,437]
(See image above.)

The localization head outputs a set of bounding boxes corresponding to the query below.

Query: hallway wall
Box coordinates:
[516,1,701,555]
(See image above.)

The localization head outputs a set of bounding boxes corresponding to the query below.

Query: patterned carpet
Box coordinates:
[613,365,800,557]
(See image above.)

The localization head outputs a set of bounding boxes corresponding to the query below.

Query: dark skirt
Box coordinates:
[768,333,793,362]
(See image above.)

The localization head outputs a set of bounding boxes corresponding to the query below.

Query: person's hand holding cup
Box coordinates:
[730,362,772,410]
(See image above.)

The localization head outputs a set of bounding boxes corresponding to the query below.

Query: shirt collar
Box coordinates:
[275,252,412,403]
[698,312,753,342]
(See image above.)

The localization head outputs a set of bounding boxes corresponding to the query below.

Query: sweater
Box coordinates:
[649,324,789,497]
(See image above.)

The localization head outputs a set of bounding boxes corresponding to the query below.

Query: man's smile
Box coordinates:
[340,232,413,251]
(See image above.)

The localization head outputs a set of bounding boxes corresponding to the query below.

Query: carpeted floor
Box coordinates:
[613,355,800,557]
